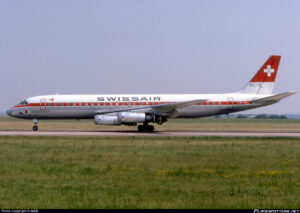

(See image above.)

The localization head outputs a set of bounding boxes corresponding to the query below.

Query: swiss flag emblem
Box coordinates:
[264,65,274,77]
[250,55,281,82]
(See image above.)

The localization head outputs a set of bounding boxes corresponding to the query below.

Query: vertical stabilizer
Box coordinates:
[241,55,281,94]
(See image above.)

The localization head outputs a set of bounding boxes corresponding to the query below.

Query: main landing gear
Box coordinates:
[33,119,38,131]
[137,123,155,132]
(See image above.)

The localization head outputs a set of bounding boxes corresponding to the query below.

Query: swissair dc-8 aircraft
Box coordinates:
[7,55,295,132]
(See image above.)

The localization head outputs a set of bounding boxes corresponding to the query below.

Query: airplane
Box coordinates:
[6,55,296,132]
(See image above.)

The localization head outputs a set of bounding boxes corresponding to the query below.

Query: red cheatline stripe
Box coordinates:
[11,101,253,108]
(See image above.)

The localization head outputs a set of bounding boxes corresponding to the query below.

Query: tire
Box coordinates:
[33,125,38,131]
[137,125,144,132]
[138,125,154,132]
[147,125,155,132]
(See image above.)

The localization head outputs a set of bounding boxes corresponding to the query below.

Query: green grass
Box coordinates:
[1,116,300,132]
[0,136,299,209]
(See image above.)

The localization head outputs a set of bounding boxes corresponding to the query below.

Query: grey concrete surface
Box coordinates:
[0,131,300,137]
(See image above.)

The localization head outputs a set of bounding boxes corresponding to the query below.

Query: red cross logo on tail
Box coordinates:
[264,65,274,77]
[250,55,281,83]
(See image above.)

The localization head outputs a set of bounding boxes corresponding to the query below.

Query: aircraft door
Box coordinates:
[227,97,233,109]
[40,99,47,112]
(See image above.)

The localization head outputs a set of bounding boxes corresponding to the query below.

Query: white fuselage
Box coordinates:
[7,93,270,120]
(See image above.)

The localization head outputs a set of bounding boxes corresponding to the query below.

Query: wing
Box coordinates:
[95,99,207,116]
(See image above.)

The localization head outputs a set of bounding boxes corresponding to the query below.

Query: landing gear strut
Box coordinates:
[137,123,155,132]
[33,119,38,131]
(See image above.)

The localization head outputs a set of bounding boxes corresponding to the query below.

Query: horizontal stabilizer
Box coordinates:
[252,92,296,104]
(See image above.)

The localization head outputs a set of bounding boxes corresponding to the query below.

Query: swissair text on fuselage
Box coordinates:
[97,97,161,102]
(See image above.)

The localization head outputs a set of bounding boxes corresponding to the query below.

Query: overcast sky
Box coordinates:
[0,0,299,114]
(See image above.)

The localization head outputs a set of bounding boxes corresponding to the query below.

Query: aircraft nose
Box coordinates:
[6,109,13,116]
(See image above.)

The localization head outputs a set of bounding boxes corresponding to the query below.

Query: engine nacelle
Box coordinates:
[117,112,146,123]
[94,115,121,125]
[94,112,165,126]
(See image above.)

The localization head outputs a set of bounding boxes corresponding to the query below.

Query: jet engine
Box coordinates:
[94,112,153,125]
[117,112,147,123]
[94,115,121,125]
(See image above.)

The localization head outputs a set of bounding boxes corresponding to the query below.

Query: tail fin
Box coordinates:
[241,55,281,94]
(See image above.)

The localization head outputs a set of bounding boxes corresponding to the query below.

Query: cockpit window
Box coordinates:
[17,100,28,105]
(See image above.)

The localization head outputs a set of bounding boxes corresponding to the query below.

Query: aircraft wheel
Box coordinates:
[33,125,38,131]
[138,125,144,132]
[147,125,155,132]
[138,125,155,132]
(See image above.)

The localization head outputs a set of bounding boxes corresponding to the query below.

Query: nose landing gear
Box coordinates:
[33,125,38,131]
[33,119,38,131]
